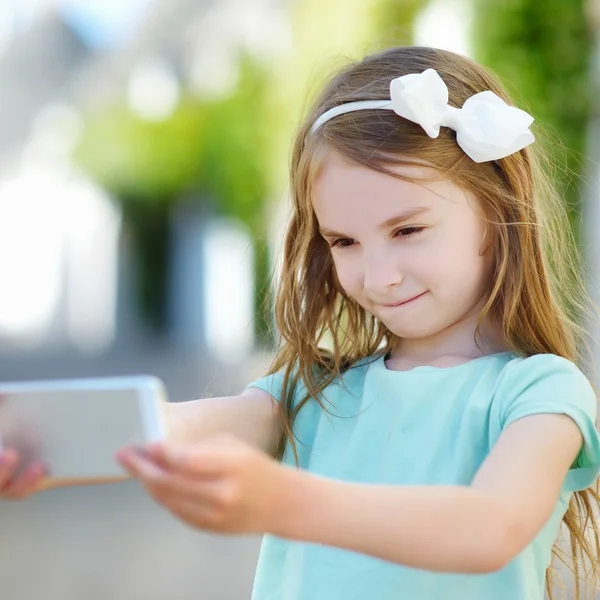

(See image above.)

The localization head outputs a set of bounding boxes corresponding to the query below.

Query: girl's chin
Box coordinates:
[382,321,441,340]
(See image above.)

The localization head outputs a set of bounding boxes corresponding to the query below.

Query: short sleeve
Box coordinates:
[497,354,600,492]
[245,368,306,406]
[246,372,283,402]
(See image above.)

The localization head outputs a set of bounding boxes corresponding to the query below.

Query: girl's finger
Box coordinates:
[162,494,229,532]
[145,440,235,478]
[117,448,218,504]
[2,463,46,499]
[116,448,164,480]
[0,449,20,488]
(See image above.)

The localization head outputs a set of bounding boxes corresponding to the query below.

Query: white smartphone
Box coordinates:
[0,375,168,487]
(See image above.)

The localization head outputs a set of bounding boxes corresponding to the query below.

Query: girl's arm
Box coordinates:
[118,412,583,573]
[165,388,282,455]
[269,412,582,573]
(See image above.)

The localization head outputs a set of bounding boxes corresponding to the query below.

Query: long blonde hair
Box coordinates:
[268,46,600,598]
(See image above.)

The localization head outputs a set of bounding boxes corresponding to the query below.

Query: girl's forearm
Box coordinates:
[163,393,281,454]
[269,467,520,574]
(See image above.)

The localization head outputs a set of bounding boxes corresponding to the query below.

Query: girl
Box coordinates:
[2,46,600,600]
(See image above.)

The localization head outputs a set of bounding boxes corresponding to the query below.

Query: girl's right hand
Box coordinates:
[0,449,46,500]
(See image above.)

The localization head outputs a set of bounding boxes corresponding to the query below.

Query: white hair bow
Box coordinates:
[309,68,535,163]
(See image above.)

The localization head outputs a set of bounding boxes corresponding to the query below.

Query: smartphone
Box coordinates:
[0,375,168,487]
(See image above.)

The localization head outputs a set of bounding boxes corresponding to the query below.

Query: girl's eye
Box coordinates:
[328,227,424,248]
[395,226,424,238]
[329,238,354,248]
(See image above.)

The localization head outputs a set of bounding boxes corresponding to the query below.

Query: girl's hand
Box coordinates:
[0,449,47,500]
[116,434,287,534]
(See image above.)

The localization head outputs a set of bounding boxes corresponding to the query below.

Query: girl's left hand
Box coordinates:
[116,434,286,534]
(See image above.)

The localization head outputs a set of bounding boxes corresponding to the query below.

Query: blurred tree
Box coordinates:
[76,59,271,333]
[471,0,593,221]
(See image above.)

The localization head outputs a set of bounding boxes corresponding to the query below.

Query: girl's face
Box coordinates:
[312,152,493,343]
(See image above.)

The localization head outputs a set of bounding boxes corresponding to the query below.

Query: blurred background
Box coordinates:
[0,0,598,598]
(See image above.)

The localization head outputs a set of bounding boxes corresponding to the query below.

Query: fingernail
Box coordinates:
[132,446,152,459]
[115,450,129,462]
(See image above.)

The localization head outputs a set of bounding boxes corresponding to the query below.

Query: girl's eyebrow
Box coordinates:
[378,206,431,230]
[319,206,431,238]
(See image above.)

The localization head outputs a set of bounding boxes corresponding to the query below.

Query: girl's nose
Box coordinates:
[363,253,403,295]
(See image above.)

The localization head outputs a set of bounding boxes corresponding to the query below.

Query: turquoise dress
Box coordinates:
[247,352,600,600]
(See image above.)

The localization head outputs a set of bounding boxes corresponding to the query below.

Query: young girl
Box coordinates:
[2,45,600,600]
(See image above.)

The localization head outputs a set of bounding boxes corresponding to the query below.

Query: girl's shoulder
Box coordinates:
[493,353,600,493]
[492,352,597,443]
[491,352,596,419]
[496,352,593,396]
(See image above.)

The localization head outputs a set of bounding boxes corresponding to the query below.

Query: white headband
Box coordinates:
[309,68,535,163]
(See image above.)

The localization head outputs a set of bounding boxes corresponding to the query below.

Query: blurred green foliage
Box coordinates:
[76,59,271,332]
[472,0,593,217]
[75,100,204,200]
[77,57,270,219]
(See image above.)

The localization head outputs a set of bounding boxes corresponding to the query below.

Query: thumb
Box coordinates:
[147,439,235,477]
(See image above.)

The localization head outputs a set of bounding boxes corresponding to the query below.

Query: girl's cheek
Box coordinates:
[333,262,360,294]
